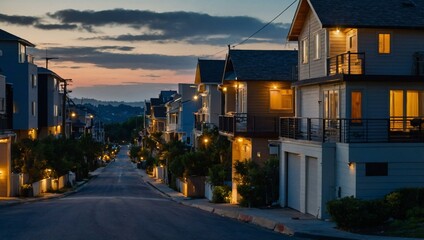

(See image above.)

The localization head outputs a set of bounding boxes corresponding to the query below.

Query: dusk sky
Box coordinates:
[1,0,297,102]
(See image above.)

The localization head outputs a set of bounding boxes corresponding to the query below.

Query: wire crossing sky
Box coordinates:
[0,0,297,102]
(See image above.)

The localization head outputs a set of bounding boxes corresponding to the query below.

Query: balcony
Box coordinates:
[219,113,279,138]
[328,52,365,75]
[279,117,424,143]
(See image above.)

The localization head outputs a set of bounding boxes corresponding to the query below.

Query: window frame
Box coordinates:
[378,33,391,54]
[314,32,320,60]
[270,88,293,111]
[301,38,309,64]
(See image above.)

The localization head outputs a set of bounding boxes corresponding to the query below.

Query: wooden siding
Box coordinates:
[298,10,323,80]
[358,28,424,75]
[224,85,236,113]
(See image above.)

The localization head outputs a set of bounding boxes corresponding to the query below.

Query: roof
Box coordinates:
[289,0,424,41]
[0,29,35,47]
[224,49,298,81]
[37,67,64,81]
[150,98,162,106]
[195,59,225,84]
[152,106,166,119]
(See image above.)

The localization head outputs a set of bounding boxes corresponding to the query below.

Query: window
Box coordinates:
[390,90,424,129]
[31,75,37,88]
[32,101,36,116]
[378,33,391,54]
[365,162,388,176]
[314,33,320,60]
[54,105,58,117]
[18,43,26,63]
[351,91,362,122]
[301,38,309,63]
[0,98,5,112]
[324,90,339,119]
[270,89,293,110]
[236,83,247,113]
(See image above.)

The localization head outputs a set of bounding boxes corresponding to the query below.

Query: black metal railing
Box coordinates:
[279,117,424,143]
[219,113,279,136]
[328,52,365,75]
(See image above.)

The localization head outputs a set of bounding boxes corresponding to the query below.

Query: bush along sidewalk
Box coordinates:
[327,188,424,238]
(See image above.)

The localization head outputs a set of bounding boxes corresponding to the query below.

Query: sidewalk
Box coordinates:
[0,167,105,209]
[137,168,421,240]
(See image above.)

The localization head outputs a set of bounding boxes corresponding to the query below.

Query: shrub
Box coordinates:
[385,188,424,219]
[406,207,424,220]
[212,185,231,203]
[208,164,227,186]
[327,196,390,230]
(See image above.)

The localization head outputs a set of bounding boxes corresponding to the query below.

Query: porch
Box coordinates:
[219,113,279,138]
[279,117,424,143]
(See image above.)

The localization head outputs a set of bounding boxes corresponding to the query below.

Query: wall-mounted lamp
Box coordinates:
[348,161,353,167]
[223,87,227,92]
[257,152,261,158]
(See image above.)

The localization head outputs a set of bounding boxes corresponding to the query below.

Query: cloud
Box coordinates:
[0,13,39,25]
[34,23,78,30]
[50,9,289,44]
[31,46,196,70]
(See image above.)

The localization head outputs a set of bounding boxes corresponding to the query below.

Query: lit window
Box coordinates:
[314,33,320,60]
[378,33,391,54]
[351,91,362,123]
[301,38,309,63]
[270,89,293,110]
[390,90,424,129]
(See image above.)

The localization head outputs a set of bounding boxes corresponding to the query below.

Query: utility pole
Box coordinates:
[44,49,58,69]
[61,79,72,138]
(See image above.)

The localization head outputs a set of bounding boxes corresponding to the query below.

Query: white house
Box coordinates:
[193,59,225,149]
[279,0,424,219]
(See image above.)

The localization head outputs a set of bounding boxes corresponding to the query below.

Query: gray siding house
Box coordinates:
[279,0,424,219]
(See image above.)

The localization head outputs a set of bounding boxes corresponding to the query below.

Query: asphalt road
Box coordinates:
[0,146,299,240]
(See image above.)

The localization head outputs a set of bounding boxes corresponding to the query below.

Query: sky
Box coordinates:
[0,0,298,102]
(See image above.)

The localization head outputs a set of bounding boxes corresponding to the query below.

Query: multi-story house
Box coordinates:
[165,83,199,146]
[0,29,38,139]
[193,59,225,149]
[279,0,424,219]
[0,74,6,129]
[218,49,298,203]
[37,67,63,138]
[0,73,13,197]
[147,90,177,135]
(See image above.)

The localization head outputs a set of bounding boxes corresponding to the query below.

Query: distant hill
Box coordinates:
[72,98,144,108]
[72,98,144,124]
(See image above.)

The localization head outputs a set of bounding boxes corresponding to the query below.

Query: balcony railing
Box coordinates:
[219,113,279,137]
[279,117,424,143]
[328,52,365,75]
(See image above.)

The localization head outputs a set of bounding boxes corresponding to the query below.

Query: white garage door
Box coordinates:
[287,153,301,211]
[306,156,318,216]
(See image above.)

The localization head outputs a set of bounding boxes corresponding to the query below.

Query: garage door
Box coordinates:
[287,153,301,211]
[306,156,318,216]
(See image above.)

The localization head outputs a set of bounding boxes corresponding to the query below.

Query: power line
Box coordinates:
[208,0,298,58]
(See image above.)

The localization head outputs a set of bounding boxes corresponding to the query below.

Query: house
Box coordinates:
[165,83,199,146]
[148,90,177,135]
[0,74,6,129]
[37,67,63,138]
[193,59,225,149]
[279,0,424,219]
[0,73,14,197]
[0,29,38,139]
[218,49,298,203]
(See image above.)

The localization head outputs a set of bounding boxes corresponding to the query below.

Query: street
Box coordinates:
[0,146,300,240]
